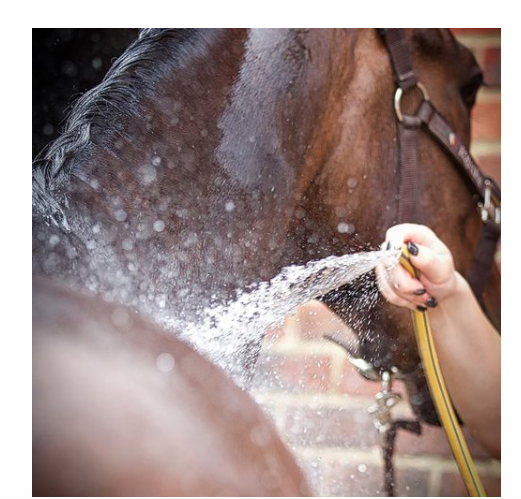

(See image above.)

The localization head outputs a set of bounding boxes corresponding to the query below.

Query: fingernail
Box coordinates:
[413,289,427,296]
[416,305,427,312]
[386,241,391,250]
[407,241,419,256]
[426,297,438,308]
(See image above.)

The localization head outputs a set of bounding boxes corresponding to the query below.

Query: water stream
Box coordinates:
[174,249,399,386]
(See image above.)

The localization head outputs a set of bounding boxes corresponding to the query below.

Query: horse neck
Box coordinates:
[34,29,338,324]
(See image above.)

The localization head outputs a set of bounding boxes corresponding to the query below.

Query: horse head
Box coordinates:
[290,28,500,423]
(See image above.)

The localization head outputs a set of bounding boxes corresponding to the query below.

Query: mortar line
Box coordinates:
[251,389,415,418]
[477,88,501,103]
[470,140,501,156]
[456,35,501,49]
[261,339,348,356]
[427,467,442,497]
[293,446,500,475]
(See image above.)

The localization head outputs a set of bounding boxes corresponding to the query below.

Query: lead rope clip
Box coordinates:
[367,369,422,497]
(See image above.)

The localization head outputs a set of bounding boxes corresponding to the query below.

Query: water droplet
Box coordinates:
[138,165,157,185]
[347,177,358,189]
[122,238,134,251]
[89,178,100,191]
[156,353,175,372]
[151,155,162,166]
[61,61,77,77]
[42,123,54,136]
[337,222,355,234]
[260,469,282,490]
[114,209,127,222]
[153,220,165,232]
[358,464,367,473]
[250,425,272,447]
[225,201,236,212]
[335,206,347,217]
[49,235,60,247]
[111,307,131,329]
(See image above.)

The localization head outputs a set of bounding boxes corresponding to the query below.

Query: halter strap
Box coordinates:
[377,28,417,90]
[376,28,501,300]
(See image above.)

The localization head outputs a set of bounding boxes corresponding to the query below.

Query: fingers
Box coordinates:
[380,224,458,305]
[377,263,435,310]
[385,223,449,255]
[391,264,426,295]
[376,263,416,311]
[406,243,453,286]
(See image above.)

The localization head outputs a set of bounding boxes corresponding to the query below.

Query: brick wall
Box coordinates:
[251,29,501,497]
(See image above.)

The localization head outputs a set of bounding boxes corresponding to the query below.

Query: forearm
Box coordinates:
[427,273,501,458]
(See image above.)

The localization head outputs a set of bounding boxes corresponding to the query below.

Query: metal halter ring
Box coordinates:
[394,82,430,122]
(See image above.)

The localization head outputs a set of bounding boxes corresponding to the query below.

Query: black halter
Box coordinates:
[377,28,501,301]
[364,28,501,497]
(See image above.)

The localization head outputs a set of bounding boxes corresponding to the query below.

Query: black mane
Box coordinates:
[32,28,199,228]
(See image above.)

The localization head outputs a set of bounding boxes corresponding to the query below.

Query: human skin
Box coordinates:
[377,223,501,459]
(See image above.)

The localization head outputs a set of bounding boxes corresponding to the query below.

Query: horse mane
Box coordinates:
[32,28,201,228]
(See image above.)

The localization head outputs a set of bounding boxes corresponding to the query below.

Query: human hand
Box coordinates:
[377,224,461,311]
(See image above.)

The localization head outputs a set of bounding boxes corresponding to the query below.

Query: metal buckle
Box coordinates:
[478,180,501,225]
[394,82,430,122]
[367,370,402,435]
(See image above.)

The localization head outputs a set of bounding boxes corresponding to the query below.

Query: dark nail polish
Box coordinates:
[426,297,438,308]
[386,241,391,250]
[407,241,419,256]
[413,289,427,296]
[416,305,427,312]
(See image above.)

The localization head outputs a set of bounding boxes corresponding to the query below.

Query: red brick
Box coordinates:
[439,471,500,497]
[451,28,501,35]
[335,360,381,397]
[252,353,332,393]
[321,459,429,497]
[476,154,501,187]
[395,422,490,459]
[471,102,501,141]
[294,301,351,340]
[284,405,378,449]
[334,360,408,398]
[483,47,501,87]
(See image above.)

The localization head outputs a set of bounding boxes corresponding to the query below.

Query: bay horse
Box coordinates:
[33,29,500,495]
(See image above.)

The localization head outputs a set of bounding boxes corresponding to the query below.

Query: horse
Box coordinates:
[33,276,309,495]
[33,28,500,494]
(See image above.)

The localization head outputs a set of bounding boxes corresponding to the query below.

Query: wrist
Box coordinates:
[431,272,470,321]
[450,271,471,300]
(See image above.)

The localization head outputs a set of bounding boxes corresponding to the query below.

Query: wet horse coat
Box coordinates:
[33,29,500,493]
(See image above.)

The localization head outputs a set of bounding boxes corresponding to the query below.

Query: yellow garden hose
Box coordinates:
[399,246,487,497]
